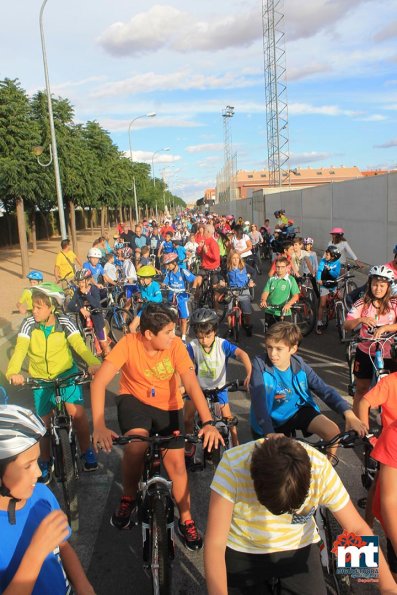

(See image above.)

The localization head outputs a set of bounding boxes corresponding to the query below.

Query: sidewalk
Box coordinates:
[0,228,107,383]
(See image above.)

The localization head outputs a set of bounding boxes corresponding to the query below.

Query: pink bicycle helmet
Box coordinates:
[330,227,345,235]
[162,252,178,265]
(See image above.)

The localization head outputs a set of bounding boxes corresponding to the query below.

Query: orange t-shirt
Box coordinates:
[363,372,397,429]
[106,333,192,411]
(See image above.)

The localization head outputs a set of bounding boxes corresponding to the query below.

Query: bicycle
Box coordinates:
[71,305,111,357]
[299,430,362,595]
[105,302,134,342]
[320,281,347,341]
[222,286,252,342]
[263,302,315,337]
[245,244,262,275]
[188,380,243,469]
[25,371,91,531]
[343,332,397,397]
[112,432,199,595]
[196,268,227,323]
[336,264,359,310]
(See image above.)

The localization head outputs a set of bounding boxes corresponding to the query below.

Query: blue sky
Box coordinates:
[2,0,397,203]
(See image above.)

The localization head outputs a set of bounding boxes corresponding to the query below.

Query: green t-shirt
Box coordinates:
[263,275,299,316]
[39,324,54,339]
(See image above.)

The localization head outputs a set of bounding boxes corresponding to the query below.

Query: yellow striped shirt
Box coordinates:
[210,439,350,554]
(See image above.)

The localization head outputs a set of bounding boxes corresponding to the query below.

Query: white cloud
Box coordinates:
[186,143,224,153]
[373,20,397,41]
[357,114,387,122]
[129,150,182,164]
[289,151,338,165]
[99,117,203,132]
[98,4,261,56]
[93,70,257,98]
[289,103,360,117]
[374,139,397,148]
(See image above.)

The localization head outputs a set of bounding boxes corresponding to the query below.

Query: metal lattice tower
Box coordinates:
[262,0,290,187]
[222,105,235,202]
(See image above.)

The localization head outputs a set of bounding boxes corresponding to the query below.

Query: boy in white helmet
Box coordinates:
[0,404,94,594]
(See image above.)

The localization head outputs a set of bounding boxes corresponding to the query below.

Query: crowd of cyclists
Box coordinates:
[2,207,397,593]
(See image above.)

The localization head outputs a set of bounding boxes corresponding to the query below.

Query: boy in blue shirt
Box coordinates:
[129,265,163,333]
[316,244,342,335]
[185,308,252,449]
[158,231,174,260]
[250,322,366,454]
[162,252,197,343]
[173,239,188,270]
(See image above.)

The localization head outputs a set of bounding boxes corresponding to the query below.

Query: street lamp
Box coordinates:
[39,0,67,240]
[152,148,170,187]
[128,113,156,222]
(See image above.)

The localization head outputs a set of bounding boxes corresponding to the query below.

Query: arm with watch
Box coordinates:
[180,368,224,451]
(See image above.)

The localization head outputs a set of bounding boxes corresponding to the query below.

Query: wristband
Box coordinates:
[202,420,216,427]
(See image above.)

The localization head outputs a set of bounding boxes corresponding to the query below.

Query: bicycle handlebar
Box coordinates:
[203,379,246,397]
[112,432,200,446]
[342,332,397,345]
[299,430,360,450]
[24,371,91,389]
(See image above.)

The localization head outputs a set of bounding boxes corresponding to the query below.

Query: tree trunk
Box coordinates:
[69,200,78,254]
[6,214,13,247]
[16,197,29,277]
[101,206,106,236]
[90,209,94,234]
[30,210,37,252]
[40,211,50,240]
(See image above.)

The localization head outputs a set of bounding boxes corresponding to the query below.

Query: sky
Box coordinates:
[1,0,397,203]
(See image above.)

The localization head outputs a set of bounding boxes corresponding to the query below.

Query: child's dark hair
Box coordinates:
[60,239,70,250]
[193,320,218,336]
[140,303,177,335]
[282,240,293,252]
[293,237,303,245]
[250,437,311,515]
[265,321,302,347]
[106,252,114,261]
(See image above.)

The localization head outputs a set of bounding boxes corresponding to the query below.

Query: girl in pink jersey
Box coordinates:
[344,265,397,414]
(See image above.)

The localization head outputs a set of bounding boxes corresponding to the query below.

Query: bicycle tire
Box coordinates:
[109,308,134,342]
[292,298,315,336]
[343,280,358,310]
[335,302,346,342]
[231,310,240,343]
[323,509,351,595]
[58,427,79,532]
[85,331,96,357]
[150,496,172,595]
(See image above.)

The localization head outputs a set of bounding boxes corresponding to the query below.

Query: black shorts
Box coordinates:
[387,538,397,573]
[198,268,221,284]
[225,543,327,595]
[354,347,397,380]
[275,406,320,436]
[115,395,184,449]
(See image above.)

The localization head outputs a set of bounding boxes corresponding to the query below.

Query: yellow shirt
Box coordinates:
[18,288,33,311]
[55,250,77,280]
[211,440,349,554]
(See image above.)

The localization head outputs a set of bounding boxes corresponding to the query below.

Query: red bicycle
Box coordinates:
[224,286,251,342]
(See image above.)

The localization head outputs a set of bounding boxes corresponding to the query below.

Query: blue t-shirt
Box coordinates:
[141,280,163,303]
[82,261,105,282]
[175,245,187,269]
[271,366,301,424]
[135,235,147,249]
[0,484,71,594]
[227,267,250,288]
[161,240,174,254]
[164,268,195,291]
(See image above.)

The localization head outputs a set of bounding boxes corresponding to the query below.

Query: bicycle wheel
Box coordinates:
[335,302,346,342]
[231,310,240,343]
[292,298,315,337]
[323,509,351,595]
[150,496,172,595]
[109,308,134,342]
[57,428,79,532]
[343,280,357,310]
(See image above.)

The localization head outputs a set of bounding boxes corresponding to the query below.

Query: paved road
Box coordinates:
[2,269,380,595]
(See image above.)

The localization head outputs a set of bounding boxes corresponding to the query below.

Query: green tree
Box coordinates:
[0,78,43,275]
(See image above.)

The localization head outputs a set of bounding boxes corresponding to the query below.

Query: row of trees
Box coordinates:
[0,78,185,275]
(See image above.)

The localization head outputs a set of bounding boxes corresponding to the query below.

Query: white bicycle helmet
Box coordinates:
[32,282,65,306]
[369,265,395,283]
[87,247,102,259]
[0,405,46,524]
[0,404,46,460]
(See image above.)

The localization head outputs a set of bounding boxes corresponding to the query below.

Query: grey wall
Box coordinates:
[219,173,397,266]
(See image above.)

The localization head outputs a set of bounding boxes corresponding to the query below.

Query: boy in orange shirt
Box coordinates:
[90,303,222,550]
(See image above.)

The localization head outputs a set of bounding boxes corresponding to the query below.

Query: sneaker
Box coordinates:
[38,460,51,485]
[315,325,323,335]
[81,448,98,472]
[110,496,136,530]
[178,519,203,551]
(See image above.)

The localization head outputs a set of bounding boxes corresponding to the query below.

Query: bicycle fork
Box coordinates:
[139,480,175,564]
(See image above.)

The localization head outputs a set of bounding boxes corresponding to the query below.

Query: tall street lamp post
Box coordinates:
[39,0,67,240]
[128,112,156,223]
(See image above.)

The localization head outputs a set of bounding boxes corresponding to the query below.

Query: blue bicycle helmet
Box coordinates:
[27,270,43,281]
